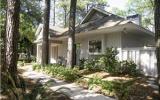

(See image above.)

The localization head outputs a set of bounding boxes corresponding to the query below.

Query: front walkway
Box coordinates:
[21,65,115,100]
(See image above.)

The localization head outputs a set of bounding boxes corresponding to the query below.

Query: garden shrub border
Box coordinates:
[33,64,80,82]
[33,64,136,99]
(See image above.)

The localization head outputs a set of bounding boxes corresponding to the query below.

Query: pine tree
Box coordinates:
[67,0,77,68]
[5,0,20,82]
[41,0,51,65]
[154,0,160,93]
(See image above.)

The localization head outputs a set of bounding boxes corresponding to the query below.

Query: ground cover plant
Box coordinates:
[32,63,137,99]
[33,63,159,100]
[33,64,80,82]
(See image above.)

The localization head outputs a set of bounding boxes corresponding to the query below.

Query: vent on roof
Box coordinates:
[127,14,141,25]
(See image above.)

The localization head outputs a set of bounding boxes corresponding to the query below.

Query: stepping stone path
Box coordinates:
[146,77,159,90]
[22,65,115,100]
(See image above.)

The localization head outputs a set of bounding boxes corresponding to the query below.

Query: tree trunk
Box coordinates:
[1,1,7,72]
[64,7,67,27]
[67,0,77,68]
[155,0,160,93]
[5,0,20,82]
[1,17,6,72]
[53,0,55,26]
[42,0,50,65]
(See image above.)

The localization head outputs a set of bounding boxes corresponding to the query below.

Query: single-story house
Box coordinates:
[34,8,157,77]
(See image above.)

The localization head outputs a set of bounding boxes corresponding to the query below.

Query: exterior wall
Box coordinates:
[75,33,122,59]
[55,33,122,60]
[121,33,156,77]
[122,33,155,48]
[36,33,157,77]
[105,33,122,48]
[36,29,43,41]
[50,44,55,63]
[76,38,88,59]
[58,42,68,58]
[104,33,122,60]
[122,47,157,77]
[75,34,112,59]
[36,43,42,63]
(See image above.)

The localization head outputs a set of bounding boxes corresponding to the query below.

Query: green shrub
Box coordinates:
[87,77,134,99]
[33,64,80,82]
[84,59,96,70]
[88,76,114,92]
[82,48,140,76]
[84,58,102,71]
[115,60,141,76]
[100,48,119,73]
[112,80,135,100]
[33,64,42,71]
[79,58,86,70]
[83,48,119,72]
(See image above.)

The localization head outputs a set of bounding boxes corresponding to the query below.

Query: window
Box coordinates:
[89,40,102,53]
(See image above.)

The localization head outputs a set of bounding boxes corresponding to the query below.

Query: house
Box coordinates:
[35,8,157,77]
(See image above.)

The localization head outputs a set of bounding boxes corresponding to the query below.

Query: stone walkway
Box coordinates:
[146,77,159,90]
[21,65,115,100]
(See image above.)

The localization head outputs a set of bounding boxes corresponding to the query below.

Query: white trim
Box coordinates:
[122,47,156,50]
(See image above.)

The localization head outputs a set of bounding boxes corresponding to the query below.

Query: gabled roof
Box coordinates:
[35,24,67,37]
[62,8,129,35]
[35,7,154,41]
[81,8,124,24]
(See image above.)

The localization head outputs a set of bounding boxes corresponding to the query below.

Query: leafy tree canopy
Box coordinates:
[111,0,154,30]
[0,0,42,42]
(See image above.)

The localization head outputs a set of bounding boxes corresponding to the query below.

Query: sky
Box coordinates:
[108,0,127,10]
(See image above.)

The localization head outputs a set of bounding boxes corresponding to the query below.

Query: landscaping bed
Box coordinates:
[32,48,159,100]
[33,64,160,100]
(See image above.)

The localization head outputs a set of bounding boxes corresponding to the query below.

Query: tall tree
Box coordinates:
[154,0,160,93]
[67,0,77,68]
[0,0,42,64]
[5,0,20,82]
[0,0,7,71]
[126,0,154,29]
[53,0,56,26]
[111,0,154,30]
[41,0,51,65]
